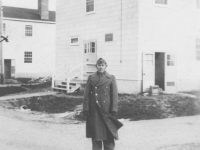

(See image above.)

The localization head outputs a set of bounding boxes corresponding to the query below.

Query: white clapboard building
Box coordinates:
[53,0,200,94]
[2,0,55,79]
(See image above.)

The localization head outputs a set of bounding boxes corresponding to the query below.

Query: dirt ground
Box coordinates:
[0,105,200,150]
[0,83,200,150]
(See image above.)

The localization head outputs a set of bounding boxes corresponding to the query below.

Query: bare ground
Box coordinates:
[0,84,200,150]
[0,105,200,150]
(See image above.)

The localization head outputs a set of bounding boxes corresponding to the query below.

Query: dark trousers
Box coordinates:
[92,138,115,150]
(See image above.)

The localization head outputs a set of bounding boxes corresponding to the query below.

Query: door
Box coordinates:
[4,59,11,79]
[84,41,97,63]
[142,53,155,92]
[155,52,165,91]
[165,53,177,92]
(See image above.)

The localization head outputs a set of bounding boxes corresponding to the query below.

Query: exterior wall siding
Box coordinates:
[138,0,200,92]
[3,20,55,78]
[56,0,139,93]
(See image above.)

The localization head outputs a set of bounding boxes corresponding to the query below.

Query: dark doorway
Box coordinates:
[155,52,165,91]
[4,59,11,79]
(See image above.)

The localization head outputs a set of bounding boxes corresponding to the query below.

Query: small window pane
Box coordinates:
[92,48,95,53]
[86,0,94,12]
[145,54,153,61]
[71,38,78,44]
[25,25,32,37]
[84,42,96,54]
[24,51,32,63]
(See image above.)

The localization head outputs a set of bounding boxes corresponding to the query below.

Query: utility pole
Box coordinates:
[0,0,3,84]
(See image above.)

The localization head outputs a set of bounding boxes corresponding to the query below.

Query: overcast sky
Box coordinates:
[2,0,56,11]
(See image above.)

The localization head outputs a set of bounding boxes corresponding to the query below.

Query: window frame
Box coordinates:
[85,0,95,15]
[153,0,169,7]
[25,25,33,37]
[70,37,79,46]
[24,51,32,63]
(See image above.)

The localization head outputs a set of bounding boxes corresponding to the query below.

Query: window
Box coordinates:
[3,23,6,35]
[70,37,79,45]
[25,25,32,36]
[196,39,200,61]
[24,52,32,63]
[167,54,175,66]
[105,33,113,42]
[86,0,94,13]
[144,54,153,66]
[155,0,168,5]
[84,42,96,53]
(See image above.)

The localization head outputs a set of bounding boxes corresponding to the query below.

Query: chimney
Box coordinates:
[38,0,49,20]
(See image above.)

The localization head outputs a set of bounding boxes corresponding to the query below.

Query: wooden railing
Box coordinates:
[52,63,68,88]
[67,63,83,92]
[52,62,84,92]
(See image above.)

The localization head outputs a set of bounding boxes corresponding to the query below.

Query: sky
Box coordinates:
[2,0,56,11]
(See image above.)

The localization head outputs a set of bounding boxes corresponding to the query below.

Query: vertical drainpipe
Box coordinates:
[120,0,122,63]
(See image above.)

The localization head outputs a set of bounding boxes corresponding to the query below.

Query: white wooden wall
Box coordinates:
[56,0,140,93]
[138,0,200,92]
[3,20,55,78]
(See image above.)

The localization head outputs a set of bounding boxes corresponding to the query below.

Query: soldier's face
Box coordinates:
[96,63,107,73]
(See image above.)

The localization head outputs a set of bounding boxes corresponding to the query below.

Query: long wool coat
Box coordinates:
[83,71,122,141]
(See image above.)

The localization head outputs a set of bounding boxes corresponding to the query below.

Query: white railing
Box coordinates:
[52,63,69,88]
[67,63,83,92]
[52,62,84,92]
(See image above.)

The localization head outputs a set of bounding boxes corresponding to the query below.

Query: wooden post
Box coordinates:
[0,0,4,84]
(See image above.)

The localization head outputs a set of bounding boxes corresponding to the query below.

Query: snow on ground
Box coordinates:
[0,107,200,150]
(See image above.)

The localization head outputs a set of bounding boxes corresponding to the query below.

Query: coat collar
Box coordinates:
[90,71,112,87]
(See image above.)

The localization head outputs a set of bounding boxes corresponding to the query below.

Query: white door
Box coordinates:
[142,53,155,92]
[165,53,177,92]
[84,41,97,63]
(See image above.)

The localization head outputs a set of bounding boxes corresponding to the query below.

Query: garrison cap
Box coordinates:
[96,58,107,65]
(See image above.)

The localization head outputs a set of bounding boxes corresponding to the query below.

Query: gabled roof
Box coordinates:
[3,6,56,22]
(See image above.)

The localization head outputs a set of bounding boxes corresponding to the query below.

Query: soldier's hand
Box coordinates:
[83,111,90,117]
[110,111,117,117]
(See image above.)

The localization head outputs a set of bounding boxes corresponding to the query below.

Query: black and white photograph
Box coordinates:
[0,0,200,149]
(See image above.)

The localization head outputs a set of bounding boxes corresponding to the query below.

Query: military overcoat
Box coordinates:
[83,71,122,141]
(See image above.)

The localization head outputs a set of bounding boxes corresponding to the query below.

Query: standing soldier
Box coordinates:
[83,58,123,150]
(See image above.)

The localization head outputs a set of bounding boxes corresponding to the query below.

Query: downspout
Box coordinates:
[120,0,122,63]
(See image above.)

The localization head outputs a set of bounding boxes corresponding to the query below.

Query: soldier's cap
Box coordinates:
[96,58,107,65]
